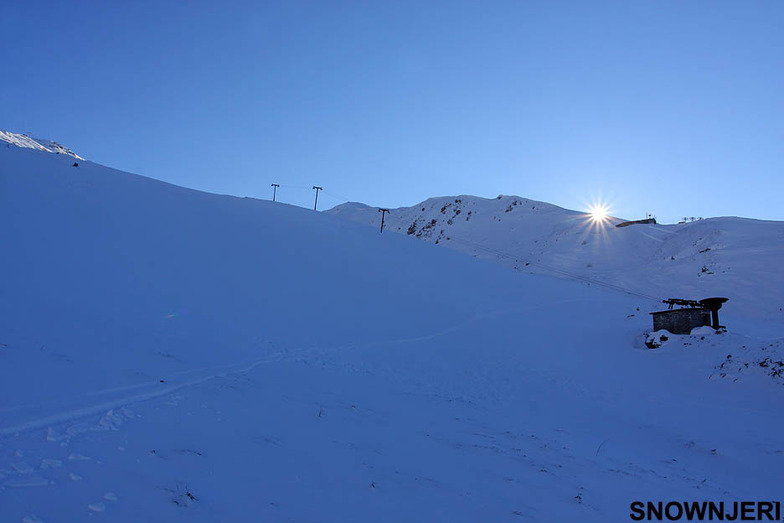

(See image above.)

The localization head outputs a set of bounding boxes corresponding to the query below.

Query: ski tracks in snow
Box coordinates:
[0,350,292,440]
[0,299,589,446]
[0,301,601,521]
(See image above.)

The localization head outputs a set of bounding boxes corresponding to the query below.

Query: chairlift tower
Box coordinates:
[312,186,323,211]
[378,208,390,233]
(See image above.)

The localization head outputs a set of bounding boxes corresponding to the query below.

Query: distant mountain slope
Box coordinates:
[328,195,784,320]
[0,130,83,159]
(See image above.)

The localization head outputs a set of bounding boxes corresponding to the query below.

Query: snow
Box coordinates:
[328,195,784,321]
[0,131,83,160]
[1,140,783,521]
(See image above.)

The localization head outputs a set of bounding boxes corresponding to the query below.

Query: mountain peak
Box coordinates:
[0,130,83,160]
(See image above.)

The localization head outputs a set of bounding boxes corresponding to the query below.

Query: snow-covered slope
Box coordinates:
[328,196,784,321]
[1,145,783,522]
[0,130,83,160]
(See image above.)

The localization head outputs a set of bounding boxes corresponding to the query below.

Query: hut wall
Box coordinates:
[651,308,711,334]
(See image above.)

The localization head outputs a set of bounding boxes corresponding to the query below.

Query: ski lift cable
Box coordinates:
[474,241,660,301]
[320,189,355,203]
[446,235,661,302]
[264,183,657,301]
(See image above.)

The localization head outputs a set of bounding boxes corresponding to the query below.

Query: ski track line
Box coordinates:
[314,299,597,354]
[0,352,289,439]
[0,299,608,440]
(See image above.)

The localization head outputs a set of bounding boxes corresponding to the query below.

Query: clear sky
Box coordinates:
[2,1,782,223]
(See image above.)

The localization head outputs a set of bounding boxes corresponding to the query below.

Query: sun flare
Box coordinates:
[588,204,610,223]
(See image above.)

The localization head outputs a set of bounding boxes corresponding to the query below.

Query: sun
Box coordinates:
[587,203,610,223]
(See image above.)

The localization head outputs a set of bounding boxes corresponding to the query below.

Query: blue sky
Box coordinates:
[2,1,782,223]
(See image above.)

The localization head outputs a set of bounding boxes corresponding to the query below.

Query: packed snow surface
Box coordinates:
[328,197,784,321]
[1,141,783,522]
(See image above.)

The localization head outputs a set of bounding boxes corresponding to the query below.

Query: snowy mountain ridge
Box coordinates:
[328,195,784,321]
[0,130,83,160]
[2,139,783,522]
